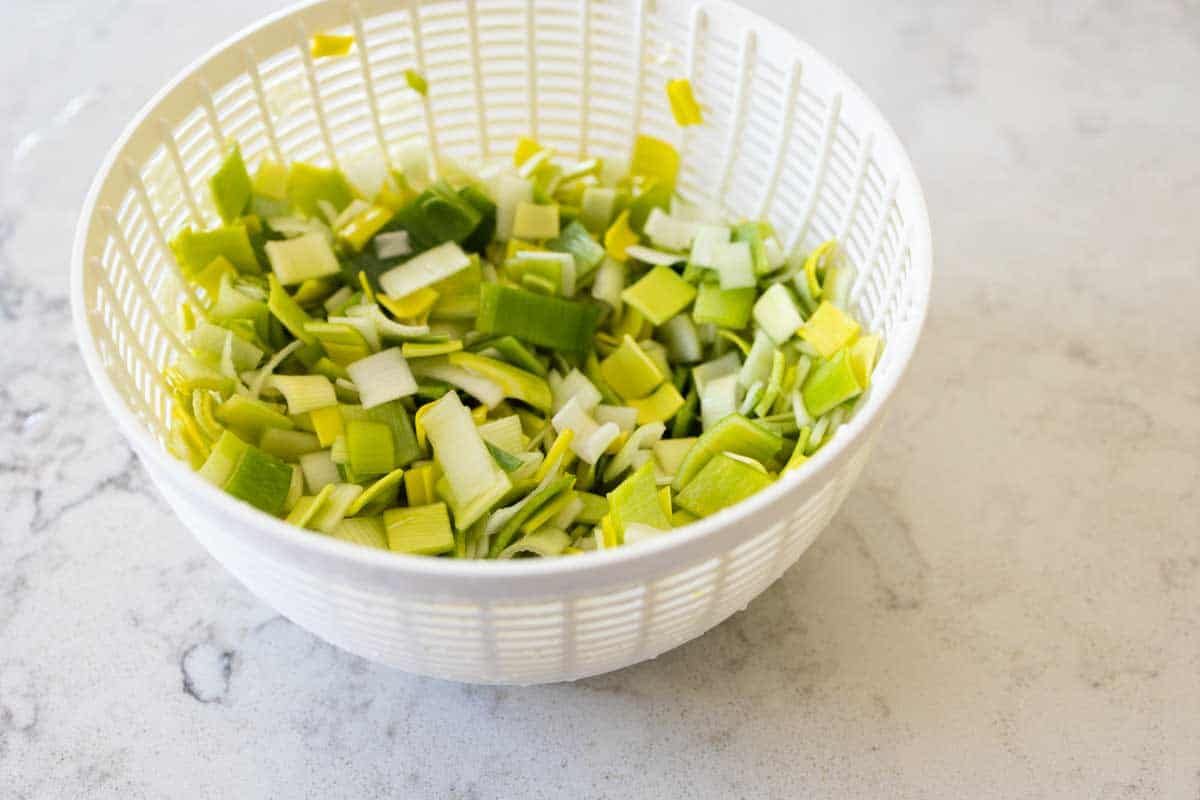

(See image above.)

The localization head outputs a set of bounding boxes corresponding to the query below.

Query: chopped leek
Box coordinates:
[620,265,696,325]
[666,78,703,126]
[163,134,878,557]
[311,33,354,58]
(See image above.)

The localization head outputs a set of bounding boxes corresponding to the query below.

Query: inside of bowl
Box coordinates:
[79,0,924,451]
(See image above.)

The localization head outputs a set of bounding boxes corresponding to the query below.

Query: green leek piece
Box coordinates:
[269,374,337,414]
[547,221,606,276]
[385,502,455,555]
[798,301,861,358]
[620,265,697,326]
[287,162,354,219]
[692,282,755,329]
[422,392,511,527]
[215,394,295,442]
[630,135,679,190]
[311,33,354,58]
[198,429,248,486]
[366,399,422,467]
[392,180,483,250]
[512,202,560,240]
[607,460,670,540]
[253,160,289,200]
[848,334,882,389]
[498,527,572,559]
[575,491,609,524]
[265,232,341,286]
[223,443,295,515]
[753,283,804,344]
[378,242,471,299]
[402,340,463,358]
[259,428,322,461]
[473,335,547,376]
[267,275,317,345]
[171,225,259,275]
[671,508,699,527]
[428,257,482,319]
[599,336,664,401]
[675,452,774,517]
[404,68,428,96]
[446,351,552,413]
[345,420,395,476]
[671,413,783,491]
[626,381,685,425]
[671,385,699,438]
[487,475,574,557]
[330,516,388,549]
[486,441,525,473]
[666,78,703,126]
[477,284,601,353]
[305,321,372,366]
[801,349,863,417]
[652,437,697,479]
[209,143,252,224]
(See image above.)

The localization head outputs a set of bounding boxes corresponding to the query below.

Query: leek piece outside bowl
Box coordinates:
[71,0,932,685]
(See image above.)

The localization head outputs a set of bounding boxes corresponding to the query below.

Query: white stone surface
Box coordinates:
[2,1,1199,797]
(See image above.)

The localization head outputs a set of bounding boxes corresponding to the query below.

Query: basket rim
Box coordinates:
[70,0,932,582]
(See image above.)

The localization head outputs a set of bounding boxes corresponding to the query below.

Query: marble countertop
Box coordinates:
[3,0,1199,797]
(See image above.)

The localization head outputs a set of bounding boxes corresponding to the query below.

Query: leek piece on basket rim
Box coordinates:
[674,452,774,518]
[477,284,601,353]
[385,503,455,555]
[666,78,703,126]
[630,135,680,189]
[422,392,512,528]
[620,265,697,325]
[310,483,365,533]
[404,68,428,96]
[311,33,354,58]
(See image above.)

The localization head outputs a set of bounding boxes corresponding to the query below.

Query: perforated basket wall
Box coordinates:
[72,0,931,684]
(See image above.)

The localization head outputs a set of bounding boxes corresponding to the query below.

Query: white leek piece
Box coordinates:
[345,348,418,408]
[594,404,638,432]
[378,242,471,298]
[643,208,698,251]
[374,230,412,260]
[753,283,804,344]
[550,368,602,413]
[422,392,512,527]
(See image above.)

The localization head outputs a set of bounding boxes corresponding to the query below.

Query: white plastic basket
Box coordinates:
[71,0,930,684]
